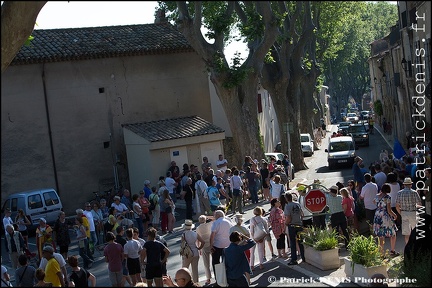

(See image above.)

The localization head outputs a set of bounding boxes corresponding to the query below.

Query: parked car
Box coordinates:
[346,113,359,123]
[325,136,357,170]
[348,123,370,146]
[264,152,295,180]
[338,121,352,128]
[360,110,370,120]
[300,133,314,156]
[1,188,63,233]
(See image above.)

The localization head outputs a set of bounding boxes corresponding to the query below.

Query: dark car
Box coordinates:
[348,123,369,146]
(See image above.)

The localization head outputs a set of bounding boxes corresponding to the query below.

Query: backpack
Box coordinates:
[179,232,193,258]
[148,194,156,211]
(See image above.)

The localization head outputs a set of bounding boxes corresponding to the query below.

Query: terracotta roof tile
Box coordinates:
[12,23,193,65]
[123,116,225,142]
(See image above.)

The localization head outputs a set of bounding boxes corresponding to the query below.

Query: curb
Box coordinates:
[374,126,393,150]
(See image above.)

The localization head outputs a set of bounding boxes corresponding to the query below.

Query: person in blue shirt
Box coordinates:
[352,156,365,193]
[224,231,256,287]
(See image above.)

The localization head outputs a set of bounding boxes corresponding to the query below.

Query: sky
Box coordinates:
[34,1,248,64]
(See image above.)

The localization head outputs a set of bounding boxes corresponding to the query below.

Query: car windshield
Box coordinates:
[329,141,354,152]
[300,136,309,142]
[347,113,356,117]
[349,125,367,133]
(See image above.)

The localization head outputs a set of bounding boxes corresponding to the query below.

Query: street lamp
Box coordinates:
[401,58,411,76]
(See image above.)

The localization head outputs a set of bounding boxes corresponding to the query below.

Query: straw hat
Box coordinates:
[182,219,195,230]
[403,177,413,185]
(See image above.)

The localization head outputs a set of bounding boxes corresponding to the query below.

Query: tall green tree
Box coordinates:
[322,2,398,113]
[162,1,280,165]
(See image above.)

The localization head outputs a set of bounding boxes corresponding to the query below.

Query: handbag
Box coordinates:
[179,233,193,258]
[214,257,228,287]
[253,218,268,242]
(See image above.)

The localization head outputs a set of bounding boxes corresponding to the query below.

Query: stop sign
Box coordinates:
[304,189,327,213]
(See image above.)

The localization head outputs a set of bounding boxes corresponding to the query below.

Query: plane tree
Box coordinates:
[162,1,281,165]
[1,1,47,73]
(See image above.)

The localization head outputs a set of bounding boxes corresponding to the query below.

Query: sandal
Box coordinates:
[390,250,400,256]
[205,280,211,286]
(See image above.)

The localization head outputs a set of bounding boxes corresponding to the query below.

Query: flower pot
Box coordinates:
[304,246,340,270]
[343,257,388,287]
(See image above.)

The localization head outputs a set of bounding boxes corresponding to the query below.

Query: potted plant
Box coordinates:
[344,234,388,286]
[301,226,341,270]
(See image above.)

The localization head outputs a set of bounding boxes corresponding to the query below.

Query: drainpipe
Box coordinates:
[42,64,60,194]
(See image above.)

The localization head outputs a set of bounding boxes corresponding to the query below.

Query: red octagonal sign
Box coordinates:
[304,189,327,213]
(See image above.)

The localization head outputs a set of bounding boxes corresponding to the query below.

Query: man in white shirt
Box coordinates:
[360,173,378,226]
[83,202,98,247]
[39,244,68,285]
[216,154,228,173]
[210,210,233,285]
[2,209,13,231]
[165,171,178,203]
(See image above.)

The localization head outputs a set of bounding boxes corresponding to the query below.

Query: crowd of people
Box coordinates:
[2,137,431,287]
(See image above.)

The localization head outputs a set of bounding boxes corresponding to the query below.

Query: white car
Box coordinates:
[300,133,314,156]
[346,113,359,123]
[264,153,295,180]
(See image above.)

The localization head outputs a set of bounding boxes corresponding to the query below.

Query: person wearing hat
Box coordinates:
[326,186,350,248]
[39,243,68,286]
[42,245,65,287]
[396,177,422,244]
[180,219,204,283]
[195,215,213,285]
[36,218,56,262]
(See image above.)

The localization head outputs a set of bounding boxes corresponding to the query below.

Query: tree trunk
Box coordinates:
[210,72,264,166]
[1,1,47,73]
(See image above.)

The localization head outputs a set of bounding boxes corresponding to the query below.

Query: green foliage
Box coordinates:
[400,250,431,287]
[374,100,383,117]
[213,51,253,89]
[301,226,340,251]
[347,235,383,269]
[24,35,34,46]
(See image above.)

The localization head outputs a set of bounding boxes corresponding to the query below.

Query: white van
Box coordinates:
[300,133,314,156]
[325,136,357,170]
[1,188,63,232]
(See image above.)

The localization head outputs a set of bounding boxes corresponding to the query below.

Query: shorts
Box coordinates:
[19,229,28,237]
[126,257,141,275]
[108,270,123,286]
[146,264,163,280]
[401,211,418,236]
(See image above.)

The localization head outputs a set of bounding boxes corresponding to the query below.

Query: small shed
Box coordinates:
[123,115,225,193]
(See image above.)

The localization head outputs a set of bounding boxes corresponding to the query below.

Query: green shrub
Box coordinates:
[302,226,340,251]
[347,235,382,268]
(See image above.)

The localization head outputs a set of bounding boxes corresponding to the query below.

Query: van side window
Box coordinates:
[11,198,18,212]
[29,195,43,209]
[43,191,59,206]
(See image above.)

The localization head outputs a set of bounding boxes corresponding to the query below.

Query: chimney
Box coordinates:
[154,9,167,24]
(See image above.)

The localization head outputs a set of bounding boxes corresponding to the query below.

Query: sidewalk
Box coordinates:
[374,123,394,152]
